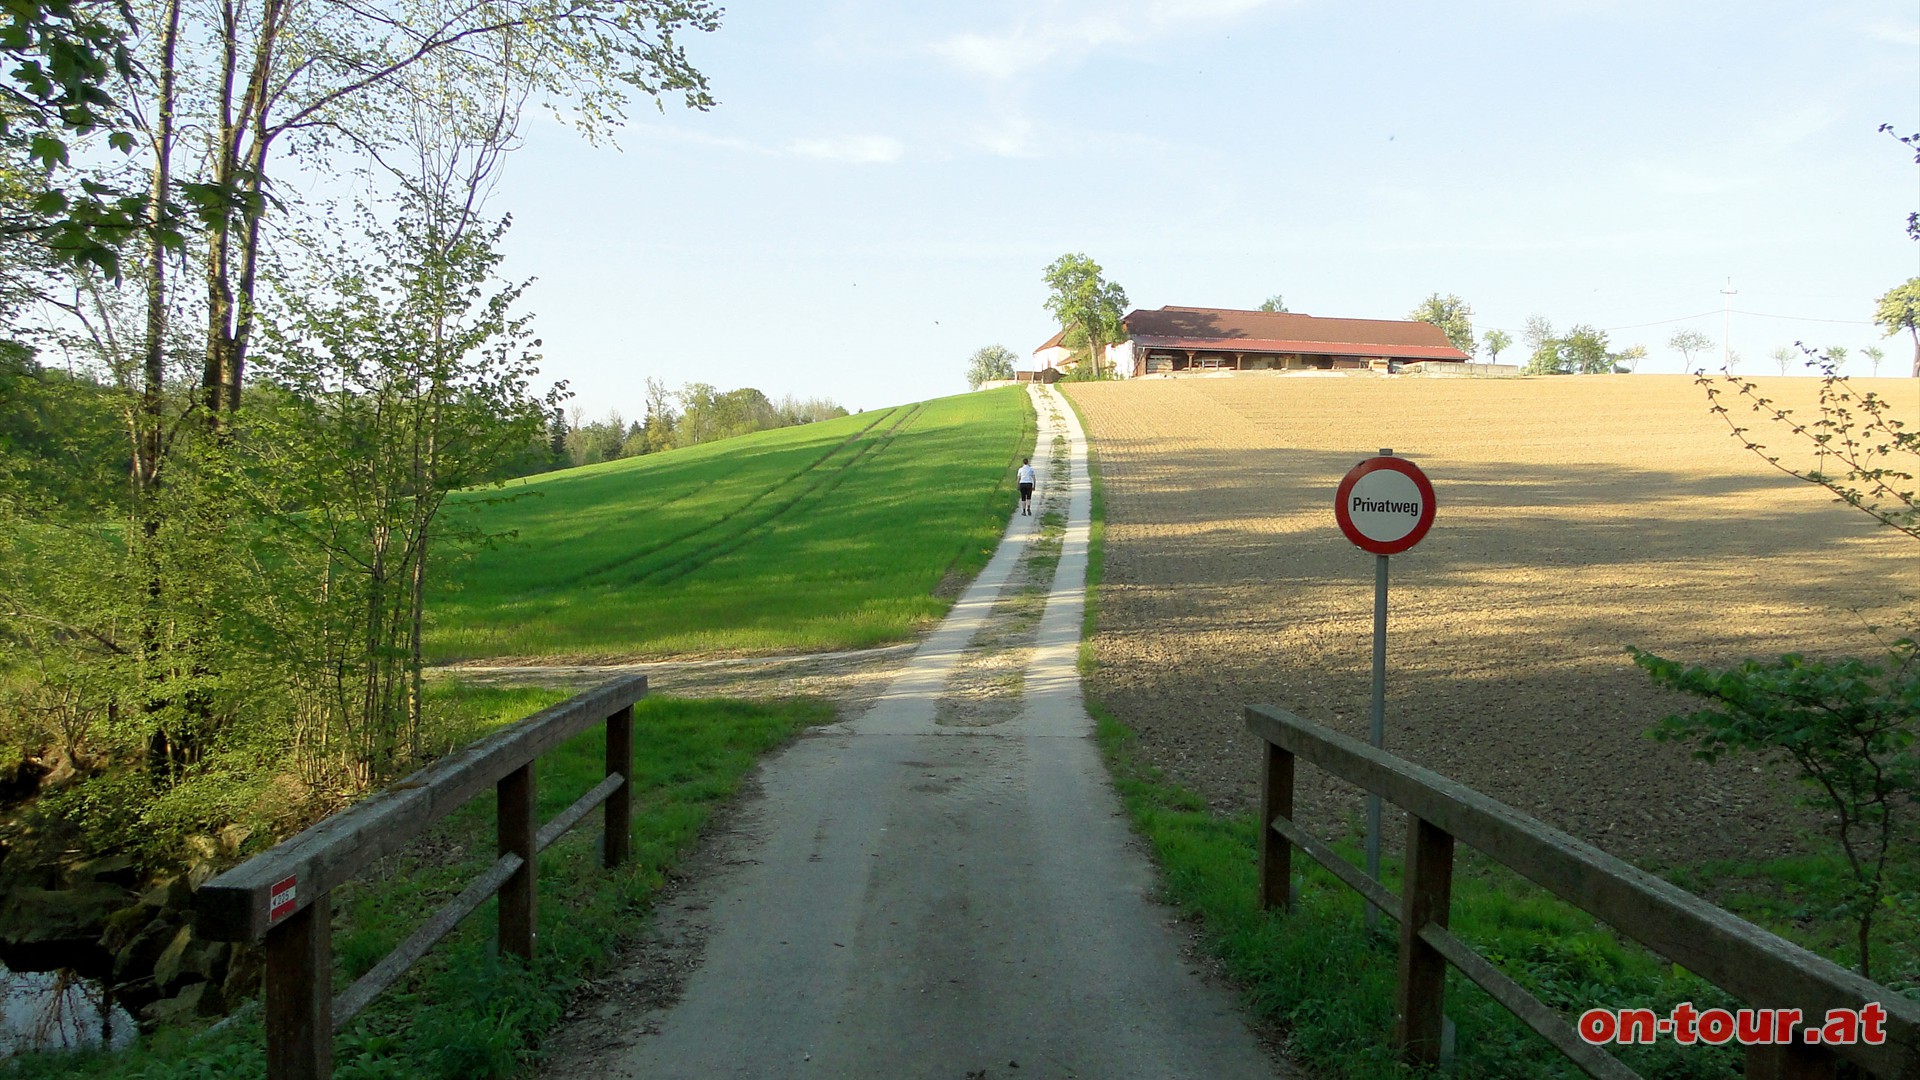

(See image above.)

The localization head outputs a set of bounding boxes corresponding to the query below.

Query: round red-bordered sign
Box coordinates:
[1334,456,1436,555]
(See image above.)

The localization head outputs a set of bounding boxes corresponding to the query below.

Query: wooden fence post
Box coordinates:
[1745,1042,1839,1080]
[604,705,633,869]
[264,892,332,1080]
[1259,741,1295,911]
[498,762,536,959]
[1394,815,1454,1065]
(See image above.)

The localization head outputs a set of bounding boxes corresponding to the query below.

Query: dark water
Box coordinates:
[0,961,136,1058]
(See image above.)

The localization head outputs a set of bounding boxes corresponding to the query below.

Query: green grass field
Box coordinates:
[429,388,1035,661]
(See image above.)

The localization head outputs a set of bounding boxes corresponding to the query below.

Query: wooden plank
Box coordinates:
[605,705,633,869]
[1269,813,1399,917]
[199,675,647,942]
[498,763,536,960]
[536,774,624,854]
[1745,1041,1840,1080]
[1259,742,1294,911]
[331,853,523,1031]
[1394,816,1454,1064]
[264,890,331,1080]
[1419,923,1641,1080]
[1246,704,1920,1079]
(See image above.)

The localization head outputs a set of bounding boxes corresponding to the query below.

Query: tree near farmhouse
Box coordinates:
[966,344,1017,389]
[1043,254,1128,378]
[1560,324,1612,374]
[1481,328,1511,364]
[1408,293,1475,356]
[1873,276,1920,377]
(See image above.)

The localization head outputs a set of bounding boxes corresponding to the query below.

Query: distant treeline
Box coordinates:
[548,377,849,470]
[0,362,850,511]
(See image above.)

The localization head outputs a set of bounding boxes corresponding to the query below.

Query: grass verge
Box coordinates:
[7,687,831,1080]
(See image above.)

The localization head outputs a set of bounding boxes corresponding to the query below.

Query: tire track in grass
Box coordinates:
[633,402,931,588]
[550,406,906,590]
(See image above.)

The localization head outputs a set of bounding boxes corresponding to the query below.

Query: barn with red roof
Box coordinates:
[1035,306,1473,377]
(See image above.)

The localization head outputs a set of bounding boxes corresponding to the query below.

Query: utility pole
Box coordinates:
[1721,278,1737,371]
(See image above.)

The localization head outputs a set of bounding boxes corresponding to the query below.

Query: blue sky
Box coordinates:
[491,1,1920,418]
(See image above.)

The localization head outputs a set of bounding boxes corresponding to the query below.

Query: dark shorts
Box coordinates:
[1018,483,1034,500]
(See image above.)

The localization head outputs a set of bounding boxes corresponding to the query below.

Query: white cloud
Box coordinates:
[1867,20,1920,46]
[934,0,1285,81]
[788,134,907,164]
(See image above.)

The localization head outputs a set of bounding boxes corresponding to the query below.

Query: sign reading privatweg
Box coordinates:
[1334,455,1436,555]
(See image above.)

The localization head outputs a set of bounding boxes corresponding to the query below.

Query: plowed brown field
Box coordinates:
[1064,373,1920,867]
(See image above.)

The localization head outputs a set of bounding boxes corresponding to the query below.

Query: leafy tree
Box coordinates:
[1521,316,1562,375]
[1873,277,1920,378]
[1408,293,1475,356]
[1481,328,1511,364]
[1614,343,1647,373]
[114,0,720,436]
[1629,645,1916,979]
[1258,294,1288,313]
[965,344,1017,389]
[1042,253,1128,378]
[1668,328,1713,370]
[250,199,552,783]
[1826,345,1848,373]
[642,376,678,454]
[0,0,146,278]
[1772,346,1798,376]
[1560,324,1611,374]
[1863,345,1886,377]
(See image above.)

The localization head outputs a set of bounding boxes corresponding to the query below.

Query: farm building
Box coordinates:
[1033,306,1473,377]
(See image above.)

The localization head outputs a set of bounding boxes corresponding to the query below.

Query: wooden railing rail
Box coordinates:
[196,674,647,1080]
[1246,704,1920,1080]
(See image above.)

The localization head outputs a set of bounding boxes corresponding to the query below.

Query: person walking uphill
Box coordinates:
[1016,458,1037,516]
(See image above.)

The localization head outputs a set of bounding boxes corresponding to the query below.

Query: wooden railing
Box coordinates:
[196,674,647,1080]
[1247,704,1920,1080]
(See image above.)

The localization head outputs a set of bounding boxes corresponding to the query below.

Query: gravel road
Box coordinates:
[532,385,1294,1080]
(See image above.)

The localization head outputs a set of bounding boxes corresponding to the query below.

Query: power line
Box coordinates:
[1729,309,1874,325]
[1601,309,1718,331]
[1601,307,1875,333]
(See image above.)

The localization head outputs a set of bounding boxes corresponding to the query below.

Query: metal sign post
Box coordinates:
[1333,449,1437,929]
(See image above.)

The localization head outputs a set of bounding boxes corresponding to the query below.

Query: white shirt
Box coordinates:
[1017,464,1037,484]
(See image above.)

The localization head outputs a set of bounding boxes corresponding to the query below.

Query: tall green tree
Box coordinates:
[1561,324,1612,374]
[1481,328,1511,364]
[1042,253,1128,378]
[1408,293,1475,356]
[1872,277,1920,378]
[965,344,1016,389]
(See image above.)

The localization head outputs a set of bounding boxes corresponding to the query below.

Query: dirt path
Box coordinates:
[532,385,1292,1080]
